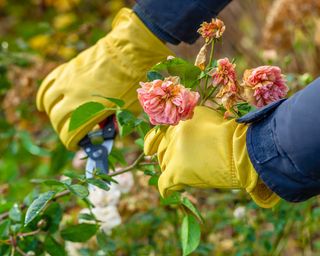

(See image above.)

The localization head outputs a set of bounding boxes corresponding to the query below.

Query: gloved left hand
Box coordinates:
[36,8,173,151]
[144,106,280,208]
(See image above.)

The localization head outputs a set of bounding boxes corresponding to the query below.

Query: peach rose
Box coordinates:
[137,77,200,125]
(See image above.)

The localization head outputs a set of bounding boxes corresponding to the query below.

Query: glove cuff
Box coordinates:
[233,123,280,208]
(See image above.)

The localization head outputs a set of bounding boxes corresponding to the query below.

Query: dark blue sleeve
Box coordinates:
[133,0,232,44]
[237,78,320,202]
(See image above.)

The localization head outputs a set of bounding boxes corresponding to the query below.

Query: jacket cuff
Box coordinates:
[133,0,232,44]
[239,100,320,202]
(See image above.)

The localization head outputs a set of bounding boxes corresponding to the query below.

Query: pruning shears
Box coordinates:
[79,116,116,179]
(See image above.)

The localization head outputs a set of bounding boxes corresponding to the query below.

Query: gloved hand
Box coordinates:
[144,106,280,208]
[37,8,173,151]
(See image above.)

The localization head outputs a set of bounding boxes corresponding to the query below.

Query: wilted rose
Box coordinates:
[198,18,225,42]
[242,66,288,108]
[210,58,240,117]
[137,77,200,126]
[211,58,237,87]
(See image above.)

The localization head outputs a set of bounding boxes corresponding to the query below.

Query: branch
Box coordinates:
[0,154,148,222]
[110,152,145,177]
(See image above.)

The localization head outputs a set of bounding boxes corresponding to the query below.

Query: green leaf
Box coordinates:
[237,102,256,117]
[148,175,159,186]
[9,204,21,222]
[0,220,10,238]
[44,236,66,256]
[92,95,125,108]
[69,102,107,131]
[44,202,63,233]
[181,215,201,256]
[160,192,181,206]
[116,110,137,137]
[104,97,125,108]
[147,70,164,81]
[181,197,203,223]
[86,178,110,191]
[96,173,118,184]
[62,170,85,180]
[61,223,99,242]
[96,230,116,253]
[68,184,89,198]
[136,121,151,138]
[152,58,201,88]
[78,213,98,222]
[25,191,56,226]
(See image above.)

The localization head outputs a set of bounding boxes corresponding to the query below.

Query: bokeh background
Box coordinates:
[1,0,320,255]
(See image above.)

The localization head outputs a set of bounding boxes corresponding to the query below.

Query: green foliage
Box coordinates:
[44,236,67,256]
[60,223,99,242]
[69,102,108,131]
[67,184,89,198]
[237,102,256,117]
[147,70,164,81]
[181,214,201,256]
[151,57,201,88]
[25,191,56,225]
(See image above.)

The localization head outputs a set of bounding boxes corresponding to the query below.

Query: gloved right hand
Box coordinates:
[36,8,173,151]
[144,106,280,208]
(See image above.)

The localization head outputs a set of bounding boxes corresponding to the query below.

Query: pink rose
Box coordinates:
[211,58,237,87]
[242,66,288,108]
[137,77,200,126]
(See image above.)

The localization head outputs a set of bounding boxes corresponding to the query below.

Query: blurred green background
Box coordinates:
[1,0,320,255]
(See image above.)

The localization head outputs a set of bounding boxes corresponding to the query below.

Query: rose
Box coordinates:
[137,76,200,126]
[242,66,288,108]
[197,18,225,42]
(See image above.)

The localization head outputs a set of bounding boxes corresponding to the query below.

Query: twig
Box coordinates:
[110,152,145,177]
[15,246,28,256]
[17,229,40,238]
[138,162,158,166]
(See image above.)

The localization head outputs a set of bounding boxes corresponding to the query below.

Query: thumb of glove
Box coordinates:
[143,128,165,156]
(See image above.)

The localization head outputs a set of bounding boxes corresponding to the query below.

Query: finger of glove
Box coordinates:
[144,128,165,156]
[158,169,184,198]
[36,64,66,111]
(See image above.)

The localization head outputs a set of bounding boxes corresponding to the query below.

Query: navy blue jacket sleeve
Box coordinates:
[133,0,232,44]
[238,78,320,202]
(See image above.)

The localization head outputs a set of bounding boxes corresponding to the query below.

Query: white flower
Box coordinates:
[65,242,82,256]
[113,172,134,194]
[89,185,121,207]
[233,206,246,219]
[80,205,122,234]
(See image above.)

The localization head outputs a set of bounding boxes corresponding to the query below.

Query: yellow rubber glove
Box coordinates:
[144,106,280,208]
[37,8,173,151]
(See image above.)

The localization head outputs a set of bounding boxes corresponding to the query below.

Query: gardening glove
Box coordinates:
[144,106,280,208]
[36,8,173,151]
